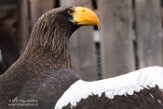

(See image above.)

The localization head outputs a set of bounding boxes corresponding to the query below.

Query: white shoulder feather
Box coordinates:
[55,66,163,109]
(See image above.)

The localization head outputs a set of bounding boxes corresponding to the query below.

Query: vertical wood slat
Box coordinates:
[30,0,54,25]
[17,0,29,51]
[61,0,97,81]
[98,0,135,78]
[135,0,162,68]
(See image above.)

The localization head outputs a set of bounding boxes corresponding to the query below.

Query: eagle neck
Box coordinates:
[23,25,74,69]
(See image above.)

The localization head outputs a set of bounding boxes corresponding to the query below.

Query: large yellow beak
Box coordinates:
[72,7,100,29]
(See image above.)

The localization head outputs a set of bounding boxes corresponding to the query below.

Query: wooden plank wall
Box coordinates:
[98,0,135,78]
[30,0,54,25]
[135,0,162,68]
[0,1,20,74]
[17,0,29,51]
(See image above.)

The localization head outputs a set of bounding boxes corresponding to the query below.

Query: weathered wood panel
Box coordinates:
[0,5,20,74]
[98,0,135,78]
[30,0,54,25]
[17,0,29,51]
[135,0,162,68]
[61,0,97,81]
[0,0,15,5]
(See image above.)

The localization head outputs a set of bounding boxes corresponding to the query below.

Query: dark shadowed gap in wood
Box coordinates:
[132,0,138,69]
[27,1,31,21]
[17,0,29,52]
[161,0,163,26]
[0,0,15,5]
[0,1,20,74]
[161,0,163,7]
[160,0,163,67]
[93,26,98,30]
[27,0,32,33]
[91,0,97,10]
[162,0,163,66]
[55,0,60,8]
[132,0,135,8]
[16,0,23,50]
[95,42,102,80]
[133,20,139,69]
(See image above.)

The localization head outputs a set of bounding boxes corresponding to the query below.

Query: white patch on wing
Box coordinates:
[55,66,163,109]
[0,49,2,63]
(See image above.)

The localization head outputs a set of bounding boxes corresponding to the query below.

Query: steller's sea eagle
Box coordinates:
[0,6,162,109]
[0,7,100,109]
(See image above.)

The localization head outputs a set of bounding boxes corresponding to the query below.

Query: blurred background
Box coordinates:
[0,0,162,81]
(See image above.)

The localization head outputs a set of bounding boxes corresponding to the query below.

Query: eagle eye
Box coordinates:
[67,8,74,15]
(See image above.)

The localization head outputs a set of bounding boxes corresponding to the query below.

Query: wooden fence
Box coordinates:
[0,0,163,80]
